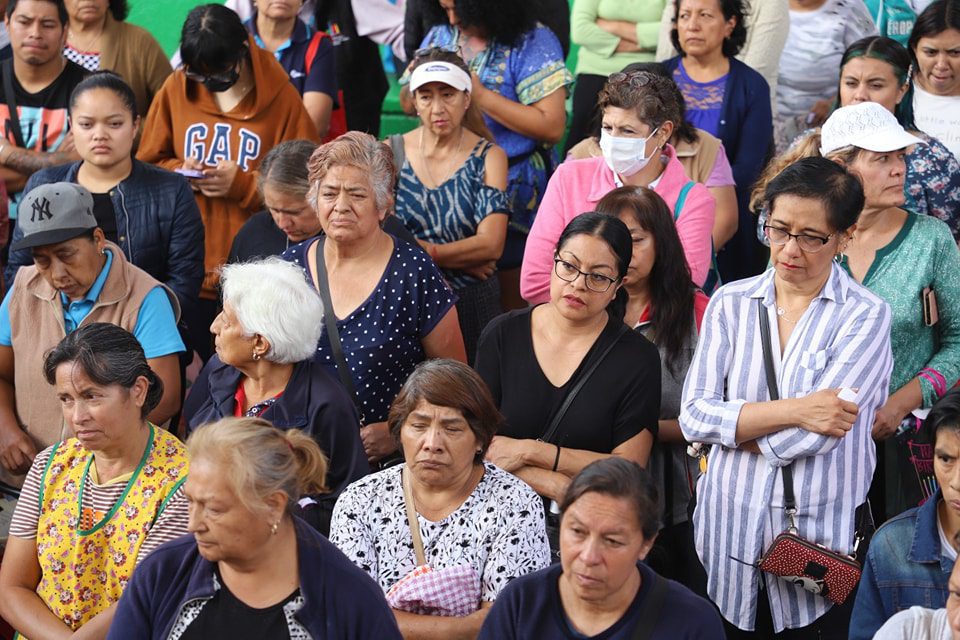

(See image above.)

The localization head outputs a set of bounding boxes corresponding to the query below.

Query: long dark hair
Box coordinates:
[909,0,960,55]
[420,0,536,47]
[839,36,916,130]
[555,212,632,323]
[596,187,695,373]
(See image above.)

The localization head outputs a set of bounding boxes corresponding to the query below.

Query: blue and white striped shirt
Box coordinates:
[680,264,893,632]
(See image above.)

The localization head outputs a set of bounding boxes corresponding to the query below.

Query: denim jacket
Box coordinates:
[849,490,952,640]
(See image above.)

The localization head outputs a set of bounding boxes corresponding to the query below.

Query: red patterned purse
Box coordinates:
[754,305,863,605]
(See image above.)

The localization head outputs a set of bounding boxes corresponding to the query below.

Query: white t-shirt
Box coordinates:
[776,0,878,119]
[875,607,952,639]
[937,504,959,563]
[914,85,960,161]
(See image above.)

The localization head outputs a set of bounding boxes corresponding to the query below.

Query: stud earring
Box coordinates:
[270,520,279,535]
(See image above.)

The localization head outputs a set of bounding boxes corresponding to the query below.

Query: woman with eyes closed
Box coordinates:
[475,212,661,555]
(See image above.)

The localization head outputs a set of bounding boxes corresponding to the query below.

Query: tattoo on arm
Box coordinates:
[3,148,75,176]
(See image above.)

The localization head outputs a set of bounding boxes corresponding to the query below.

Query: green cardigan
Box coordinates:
[570,0,664,77]
[842,213,960,407]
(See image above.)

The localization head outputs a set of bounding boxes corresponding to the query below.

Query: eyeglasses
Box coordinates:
[553,258,618,293]
[607,71,654,88]
[763,225,835,253]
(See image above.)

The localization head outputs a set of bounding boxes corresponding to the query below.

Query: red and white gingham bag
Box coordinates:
[386,467,482,617]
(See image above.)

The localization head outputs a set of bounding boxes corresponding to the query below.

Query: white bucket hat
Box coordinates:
[409,61,472,94]
[820,102,925,156]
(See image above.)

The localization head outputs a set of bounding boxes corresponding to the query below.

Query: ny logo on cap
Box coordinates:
[30,197,52,223]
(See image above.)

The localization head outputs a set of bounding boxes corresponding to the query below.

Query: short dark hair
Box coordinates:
[70,71,138,118]
[670,0,749,58]
[420,0,536,47]
[620,62,699,144]
[763,157,865,233]
[930,387,960,440]
[43,323,164,419]
[388,359,502,461]
[597,71,683,134]
[560,458,661,539]
[108,0,129,21]
[7,0,68,25]
[840,37,916,130]
[180,3,249,75]
[556,212,632,323]
[908,0,960,54]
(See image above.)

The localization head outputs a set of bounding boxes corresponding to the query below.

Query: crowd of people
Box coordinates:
[0,0,957,637]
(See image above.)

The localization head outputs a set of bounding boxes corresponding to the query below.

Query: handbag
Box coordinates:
[754,304,863,605]
[385,466,482,617]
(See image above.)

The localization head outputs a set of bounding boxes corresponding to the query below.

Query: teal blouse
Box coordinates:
[841,214,960,407]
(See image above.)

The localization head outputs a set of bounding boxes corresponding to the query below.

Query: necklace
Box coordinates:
[418,127,463,188]
[776,306,799,324]
[68,23,106,53]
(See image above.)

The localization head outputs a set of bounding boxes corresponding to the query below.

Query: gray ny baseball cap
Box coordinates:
[11,183,98,252]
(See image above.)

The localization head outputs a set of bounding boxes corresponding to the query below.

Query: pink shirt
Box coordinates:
[520,146,717,303]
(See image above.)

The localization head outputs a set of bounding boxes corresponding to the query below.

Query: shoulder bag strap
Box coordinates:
[2,59,25,149]
[388,133,406,173]
[308,237,363,421]
[758,304,796,517]
[402,466,428,566]
[672,181,696,221]
[541,323,629,444]
[630,572,668,640]
[304,30,323,76]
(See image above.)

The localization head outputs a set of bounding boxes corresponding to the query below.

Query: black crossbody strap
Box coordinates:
[630,572,668,640]
[311,237,363,420]
[2,59,25,149]
[758,304,796,513]
[541,323,628,444]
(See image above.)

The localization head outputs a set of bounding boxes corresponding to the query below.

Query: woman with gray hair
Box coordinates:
[107,417,402,640]
[283,131,466,467]
[183,256,367,534]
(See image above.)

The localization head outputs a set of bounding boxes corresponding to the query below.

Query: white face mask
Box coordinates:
[599,127,660,177]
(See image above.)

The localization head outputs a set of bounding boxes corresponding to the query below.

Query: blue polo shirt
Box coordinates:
[247,15,337,100]
[0,248,185,358]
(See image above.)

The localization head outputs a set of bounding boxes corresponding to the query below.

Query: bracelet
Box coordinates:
[0,142,6,164]
[428,243,440,262]
[551,443,561,472]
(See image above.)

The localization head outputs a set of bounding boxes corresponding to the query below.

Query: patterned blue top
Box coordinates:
[282,236,457,423]
[416,25,572,233]
[395,139,509,289]
[672,61,727,137]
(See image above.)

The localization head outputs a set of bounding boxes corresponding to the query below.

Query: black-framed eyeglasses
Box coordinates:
[553,258,618,293]
[184,65,239,85]
[763,225,835,253]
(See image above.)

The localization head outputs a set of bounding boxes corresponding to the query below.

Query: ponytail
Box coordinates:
[284,429,329,496]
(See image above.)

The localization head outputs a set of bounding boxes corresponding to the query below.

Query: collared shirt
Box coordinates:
[680,264,893,632]
[246,15,336,99]
[0,248,185,358]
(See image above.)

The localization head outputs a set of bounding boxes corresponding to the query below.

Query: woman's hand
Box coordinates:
[463,260,497,281]
[0,424,36,475]
[806,98,834,127]
[872,400,907,440]
[796,389,858,438]
[198,160,239,199]
[484,435,528,472]
[360,421,397,463]
[470,72,487,102]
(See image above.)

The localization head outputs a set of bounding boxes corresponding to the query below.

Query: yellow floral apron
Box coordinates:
[21,425,188,638]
